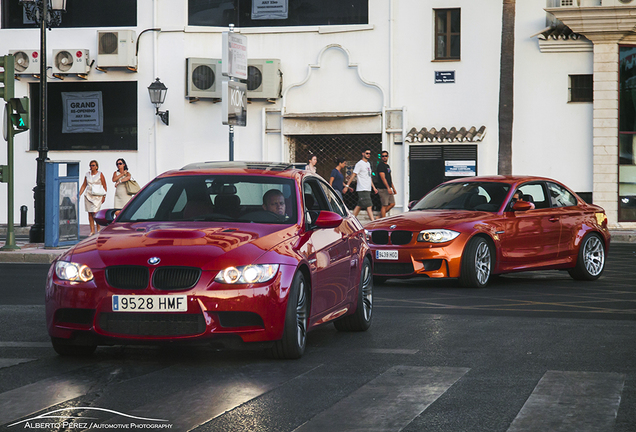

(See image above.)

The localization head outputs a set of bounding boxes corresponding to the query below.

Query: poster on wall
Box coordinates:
[61,91,104,133]
[252,0,288,20]
[58,181,78,242]
[445,160,476,177]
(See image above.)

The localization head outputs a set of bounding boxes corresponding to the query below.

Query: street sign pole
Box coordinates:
[1,104,19,250]
[222,24,247,161]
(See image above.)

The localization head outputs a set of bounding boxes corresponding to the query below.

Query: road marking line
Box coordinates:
[0,342,51,348]
[0,358,35,369]
[365,349,419,354]
[507,370,625,432]
[0,376,96,422]
[294,365,469,432]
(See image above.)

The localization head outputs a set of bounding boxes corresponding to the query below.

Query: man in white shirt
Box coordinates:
[345,148,378,221]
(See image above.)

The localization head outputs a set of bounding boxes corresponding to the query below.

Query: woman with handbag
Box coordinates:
[112,158,133,212]
[79,160,107,235]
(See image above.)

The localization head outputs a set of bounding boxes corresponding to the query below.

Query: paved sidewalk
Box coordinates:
[0,224,635,264]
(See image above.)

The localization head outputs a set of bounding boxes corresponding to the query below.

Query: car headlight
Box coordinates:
[417,229,460,243]
[55,261,94,282]
[215,264,279,284]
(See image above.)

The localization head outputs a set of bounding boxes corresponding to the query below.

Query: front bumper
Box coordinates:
[45,264,296,346]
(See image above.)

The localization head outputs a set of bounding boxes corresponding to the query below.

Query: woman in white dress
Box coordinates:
[112,158,132,211]
[79,160,107,235]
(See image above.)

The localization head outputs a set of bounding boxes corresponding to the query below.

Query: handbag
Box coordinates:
[125,179,141,195]
[89,183,106,196]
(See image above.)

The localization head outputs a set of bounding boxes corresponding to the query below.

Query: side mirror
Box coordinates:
[313,211,343,229]
[408,200,418,210]
[512,201,533,211]
[94,209,118,226]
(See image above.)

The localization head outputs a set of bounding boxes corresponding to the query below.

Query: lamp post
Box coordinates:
[148,78,169,126]
[19,0,66,243]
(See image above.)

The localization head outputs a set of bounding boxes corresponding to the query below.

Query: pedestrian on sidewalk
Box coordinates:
[305,154,318,174]
[345,149,378,221]
[113,158,132,212]
[329,157,348,199]
[376,151,397,218]
[79,160,107,236]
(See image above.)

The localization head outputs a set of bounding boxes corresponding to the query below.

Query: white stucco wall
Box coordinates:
[0,0,598,226]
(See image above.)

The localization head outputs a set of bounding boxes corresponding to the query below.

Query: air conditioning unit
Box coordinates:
[96,30,137,69]
[52,49,90,75]
[602,0,634,5]
[8,50,40,74]
[186,58,222,98]
[246,59,282,99]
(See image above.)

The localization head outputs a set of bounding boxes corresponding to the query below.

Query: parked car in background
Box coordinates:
[366,176,610,288]
[46,162,373,359]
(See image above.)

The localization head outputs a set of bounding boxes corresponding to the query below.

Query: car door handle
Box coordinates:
[549,217,559,222]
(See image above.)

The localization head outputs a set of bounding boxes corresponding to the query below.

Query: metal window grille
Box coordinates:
[569,74,593,102]
[290,134,382,210]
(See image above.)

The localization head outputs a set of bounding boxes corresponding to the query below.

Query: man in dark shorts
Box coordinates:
[376,151,397,218]
[345,149,377,221]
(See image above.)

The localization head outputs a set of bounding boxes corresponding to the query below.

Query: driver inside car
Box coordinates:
[262,189,288,219]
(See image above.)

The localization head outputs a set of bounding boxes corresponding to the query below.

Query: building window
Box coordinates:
[29,81,138,151]
[2,0,136,29]
[435,9,460,60]
[569,75,593,102]
[188,0,368,28]
[619,46,636,221]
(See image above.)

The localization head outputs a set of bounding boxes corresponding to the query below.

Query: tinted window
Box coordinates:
[319,181,347,217]
[188,0,368,27]
[2,0,136,28]
[547,182,578,208]
[412,182,510,212]
[118,175,297,224]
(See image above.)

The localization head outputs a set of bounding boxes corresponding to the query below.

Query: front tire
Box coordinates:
[459,237,493,288]
[568,233,605,281]
[269,271,308,359]
[334,257,373,332]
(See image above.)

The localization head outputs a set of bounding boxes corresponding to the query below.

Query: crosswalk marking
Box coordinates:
[0,358,34,369]
[507,370,625,432]
[0,376,96,422]
[294,366,469,432]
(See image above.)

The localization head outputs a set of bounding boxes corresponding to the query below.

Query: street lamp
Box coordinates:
[148,78,169,126]
[19,0,67,243]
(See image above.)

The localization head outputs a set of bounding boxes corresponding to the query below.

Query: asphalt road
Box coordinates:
[0,244,634,431]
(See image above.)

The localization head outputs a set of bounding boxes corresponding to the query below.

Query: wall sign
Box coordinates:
[445,160,476,177]
[435,71,455,84]
[61,91,103,133]
[252,0,288,20]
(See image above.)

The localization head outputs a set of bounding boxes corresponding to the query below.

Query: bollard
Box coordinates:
[20,205,28,227]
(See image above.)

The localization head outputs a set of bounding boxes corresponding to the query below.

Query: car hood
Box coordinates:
[366,209,496,231]
[68,222,300,271]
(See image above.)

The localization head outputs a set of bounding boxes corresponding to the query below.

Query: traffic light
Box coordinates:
[9,97,29,132]
[0,55,15,102]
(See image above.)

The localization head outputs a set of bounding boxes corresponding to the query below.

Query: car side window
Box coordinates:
[319,181,347,217]
[547,182,578,207]
[516,183,549,209]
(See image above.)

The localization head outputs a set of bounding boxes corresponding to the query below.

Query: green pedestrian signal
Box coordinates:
[9,97,29,132]
[0,55,15,102]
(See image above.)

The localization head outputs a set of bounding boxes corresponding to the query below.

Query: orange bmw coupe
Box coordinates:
[366,176,610,288]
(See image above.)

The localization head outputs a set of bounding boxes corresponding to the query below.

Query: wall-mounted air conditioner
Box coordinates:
[96,30,137,69]
[186,58,222,98]
[246,59,282,99]
[52,49,90,75]
[602,0,634,5]
[8,50,40,74]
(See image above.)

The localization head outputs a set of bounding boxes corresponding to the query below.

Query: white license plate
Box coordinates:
[376,250,399,260]
[112,295,188,312]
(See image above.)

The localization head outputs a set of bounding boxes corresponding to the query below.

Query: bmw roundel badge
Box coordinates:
[390,225,397,230]
[148,257,161,265]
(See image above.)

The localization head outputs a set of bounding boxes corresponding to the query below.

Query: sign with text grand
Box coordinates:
[61,91,103,133]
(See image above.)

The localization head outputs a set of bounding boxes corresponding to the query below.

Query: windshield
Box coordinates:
[412,182,510,212]
[118,175,297,224]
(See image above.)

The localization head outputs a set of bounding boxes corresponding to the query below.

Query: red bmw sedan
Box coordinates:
[46,162,373,358]
[366,176,610,288]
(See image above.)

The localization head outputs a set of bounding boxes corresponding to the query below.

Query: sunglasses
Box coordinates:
[117,162,124,165]
[381,155,388,158]
[364,152,371,155]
